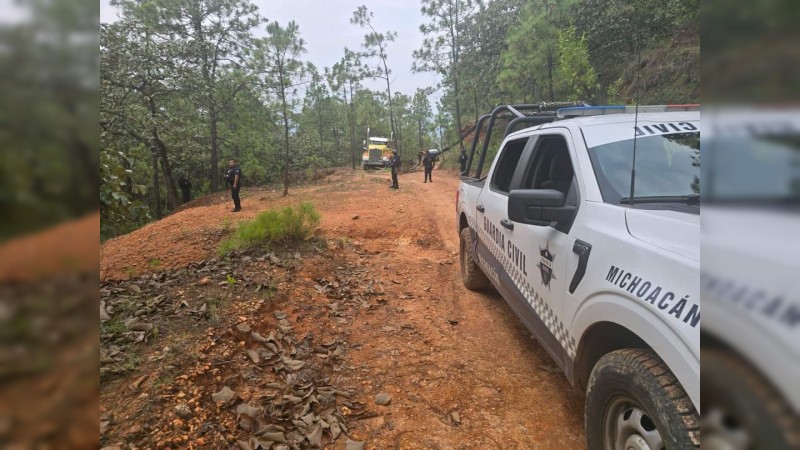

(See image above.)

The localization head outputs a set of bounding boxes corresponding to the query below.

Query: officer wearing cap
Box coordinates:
[389,149,401,189]
[225,159,242,212]
[422,149,435,183]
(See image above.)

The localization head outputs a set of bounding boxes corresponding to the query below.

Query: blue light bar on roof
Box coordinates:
[557,104,701,118]
[556,105,625,118]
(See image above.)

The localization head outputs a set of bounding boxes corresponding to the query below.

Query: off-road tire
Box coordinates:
[459,227,489,290]
[702,348,800,450]
[585,349,700,450]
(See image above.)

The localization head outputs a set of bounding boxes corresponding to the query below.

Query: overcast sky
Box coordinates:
[100,0,442,101]
[0,0,30,23]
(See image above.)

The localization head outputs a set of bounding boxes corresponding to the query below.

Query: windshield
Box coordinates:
[588,132,700,204]
[704,135,800,203]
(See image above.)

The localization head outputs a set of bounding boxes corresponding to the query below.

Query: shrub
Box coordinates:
[218,202,320,255]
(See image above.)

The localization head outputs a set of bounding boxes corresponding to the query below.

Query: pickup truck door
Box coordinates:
[509,129,583,368]
[474,135,573,367]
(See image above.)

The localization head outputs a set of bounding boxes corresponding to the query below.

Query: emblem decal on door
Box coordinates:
[538,244,556,287]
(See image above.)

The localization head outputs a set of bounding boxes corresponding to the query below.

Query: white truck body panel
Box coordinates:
[702,206,800,412]
[457,111,700,409]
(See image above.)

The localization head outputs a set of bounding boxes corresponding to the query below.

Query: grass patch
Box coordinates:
[101,317,126,336]
[225,274,237,286]
[218,202,320,255]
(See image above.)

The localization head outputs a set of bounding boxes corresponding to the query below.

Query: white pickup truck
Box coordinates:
[456,104,700,449]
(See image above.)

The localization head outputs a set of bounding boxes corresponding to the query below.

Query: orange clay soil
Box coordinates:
[100,168,585,449]
[0,212,99,282]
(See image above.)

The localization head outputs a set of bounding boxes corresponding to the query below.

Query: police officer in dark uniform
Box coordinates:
[225,159,242,212]
[459,150,468,175]
[178,175,192,203]
[389,149,401,189]
[422,150,435,183]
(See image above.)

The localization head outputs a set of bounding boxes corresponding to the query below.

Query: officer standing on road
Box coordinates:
[423,150,435,183]
[225,159,242,212]
[459,150,468,175]
[389,149,401,189]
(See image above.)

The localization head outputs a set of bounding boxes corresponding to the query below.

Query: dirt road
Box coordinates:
[100,168,585,449]
[321,170,586,449]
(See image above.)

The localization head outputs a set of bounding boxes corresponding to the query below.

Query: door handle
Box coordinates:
[569,239,592,294]
[476,204,485,213]
[500,219,515,230]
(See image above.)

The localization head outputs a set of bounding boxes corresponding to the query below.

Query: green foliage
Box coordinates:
[0,0,99,241]
[218,202,320,255]
[98,0,697,240]
[225,274,237,286]
[573,0,699,103]
[351,6,401,155]
[499,0,577,101]
[414,0,475,152]
[255,20,307,196]
[555,24,599,102]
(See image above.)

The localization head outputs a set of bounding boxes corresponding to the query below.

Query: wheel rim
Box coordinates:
[701,406,751,450]
[604,397,665,450]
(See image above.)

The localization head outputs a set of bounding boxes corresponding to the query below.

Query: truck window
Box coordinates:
[490,138,528,194]
[522,135,574,195]
[587,132,699,204]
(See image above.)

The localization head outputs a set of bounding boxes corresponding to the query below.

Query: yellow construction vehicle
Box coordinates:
[361,129,393,170]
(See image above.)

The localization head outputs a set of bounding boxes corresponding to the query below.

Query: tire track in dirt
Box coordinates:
[336,169,585,449]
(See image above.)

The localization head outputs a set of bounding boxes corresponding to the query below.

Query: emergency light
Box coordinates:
[556,104,700,118]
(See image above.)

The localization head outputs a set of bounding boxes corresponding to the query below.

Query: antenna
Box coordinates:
[628,0,642,206]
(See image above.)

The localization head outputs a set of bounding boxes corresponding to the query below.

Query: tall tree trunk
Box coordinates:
[417,118,424,150]
[344,80,356,170]
[151,148,161,219]
[149,97,180,209]
[348,107,355,169]
[381,59,398,156]
[453,75,465,152]
[473,87,479,121]
[209,105,220,192]
[448,3,465,153]
[333,126,342,165]
[153,134,181,210]
[69,126,99,207]
[317,98,324,158]
[347,82,356,169]
[395,110,403,154]
[279,68,291,197]
[547,49,555,101]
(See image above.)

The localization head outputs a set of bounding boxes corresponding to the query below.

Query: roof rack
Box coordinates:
[465,102,587,179]
[462,103,700,179]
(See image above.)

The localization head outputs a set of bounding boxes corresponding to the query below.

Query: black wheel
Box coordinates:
[586,349,700,450]
[459,227,489,290]
[701,348,800,450]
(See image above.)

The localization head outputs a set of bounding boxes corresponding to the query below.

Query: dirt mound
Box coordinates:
[0,212,99,283]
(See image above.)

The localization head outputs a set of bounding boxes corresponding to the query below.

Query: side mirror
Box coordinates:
[508,189,576,226]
